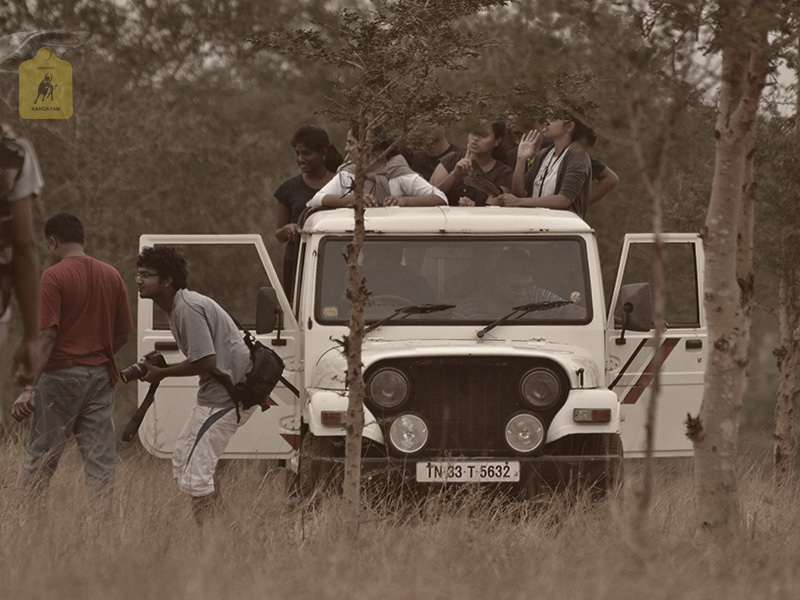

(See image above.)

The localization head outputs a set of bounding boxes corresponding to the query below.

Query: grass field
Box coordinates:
[1,432,799,600]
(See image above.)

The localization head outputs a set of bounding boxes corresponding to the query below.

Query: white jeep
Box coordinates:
[136,207,706,496]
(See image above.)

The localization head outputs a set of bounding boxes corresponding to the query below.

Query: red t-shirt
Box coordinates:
[40,255,133,386]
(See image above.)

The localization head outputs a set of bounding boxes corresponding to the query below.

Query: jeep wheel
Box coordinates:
[298,433,344,500]
[582,433,623,499]
[549,433,624,500]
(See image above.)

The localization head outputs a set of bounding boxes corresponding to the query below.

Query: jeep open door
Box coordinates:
[606,234,706,458]
[135,234,301,459]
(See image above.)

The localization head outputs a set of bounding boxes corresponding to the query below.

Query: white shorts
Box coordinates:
[172,404,257,497]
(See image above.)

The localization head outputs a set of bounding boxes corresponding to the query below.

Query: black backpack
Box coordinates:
[213,313,298,421]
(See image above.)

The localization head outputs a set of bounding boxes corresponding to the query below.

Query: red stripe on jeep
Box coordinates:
[621,338,681,405]
[281,433,300,451]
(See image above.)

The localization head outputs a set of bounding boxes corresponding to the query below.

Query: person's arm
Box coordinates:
[113,331,129,354]
[490,193,572,209]
[429,153,471,194]
[10,194,40,386]
[511,131,541,197]
[385,174,447,206]
[141,354,217,384]
[550,150,590,210]
[386,194,445,206]
[590,166,619,206]
[11,326,57,421]
[495,163,514,196]
[318,192,381,207]
[308,172,352,208]
[306,172,378,208]
[112,278,133,355]
[511,156,529,197]
[274,202,296,243]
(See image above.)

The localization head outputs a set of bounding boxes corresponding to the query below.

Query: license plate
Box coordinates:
[416,461,520,483]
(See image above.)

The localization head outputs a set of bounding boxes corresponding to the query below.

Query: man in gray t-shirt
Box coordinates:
[169,288,251,407]
[136,245,256,524]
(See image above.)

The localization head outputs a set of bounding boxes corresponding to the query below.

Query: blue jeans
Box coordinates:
[24,364,116,502]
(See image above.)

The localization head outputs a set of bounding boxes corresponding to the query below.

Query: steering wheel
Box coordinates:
[369,294,415,308]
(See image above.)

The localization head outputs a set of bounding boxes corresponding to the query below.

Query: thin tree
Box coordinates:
[253,0,506,534]
[582,1,698,535]
[757,37,800,485]
[685,0,784,535]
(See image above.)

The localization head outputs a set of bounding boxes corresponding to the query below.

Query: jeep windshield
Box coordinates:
[315,236,592,326]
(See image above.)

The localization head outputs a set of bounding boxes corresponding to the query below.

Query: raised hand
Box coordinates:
[516,130,542,162]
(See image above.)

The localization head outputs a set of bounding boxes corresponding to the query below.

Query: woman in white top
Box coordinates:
[308,124,447,208]
[489,115,595,219]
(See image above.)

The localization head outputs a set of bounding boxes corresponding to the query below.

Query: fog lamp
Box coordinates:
[389,413,428,454]
[505,413,545,454]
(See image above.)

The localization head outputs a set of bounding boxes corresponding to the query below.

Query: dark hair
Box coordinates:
[44,212,84,244]
[488,121,508,163]
[554,99,597,147]
[291,124,344,172]
[569,118,597,147]
[469,121,508,164]
[349,121,399,158]
[137,245,188,289]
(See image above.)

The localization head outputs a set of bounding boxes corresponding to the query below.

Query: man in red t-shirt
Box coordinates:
[11,213,132,505]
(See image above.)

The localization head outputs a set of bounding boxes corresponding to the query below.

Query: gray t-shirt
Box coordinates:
[169,289,252,407]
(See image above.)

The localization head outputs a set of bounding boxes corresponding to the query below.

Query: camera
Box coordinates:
[120,350,167,384]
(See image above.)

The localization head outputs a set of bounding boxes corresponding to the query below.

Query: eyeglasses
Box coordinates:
[135,271,159,280]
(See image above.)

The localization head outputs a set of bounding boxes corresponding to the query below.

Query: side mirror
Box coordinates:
[616,283,652,345]
[256,287,282,335]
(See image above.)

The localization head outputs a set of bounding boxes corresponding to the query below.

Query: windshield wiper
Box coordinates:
[364,304,456,334]
[476,300,573,339]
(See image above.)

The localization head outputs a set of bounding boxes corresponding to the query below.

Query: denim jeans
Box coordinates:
[24,364,116,502]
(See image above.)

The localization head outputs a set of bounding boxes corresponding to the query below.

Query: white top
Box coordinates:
[532,147,568,198]
[308,165,447,208]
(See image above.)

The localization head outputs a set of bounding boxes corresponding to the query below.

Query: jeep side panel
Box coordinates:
[606,234,706,458]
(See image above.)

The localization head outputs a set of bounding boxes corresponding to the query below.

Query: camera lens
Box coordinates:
[120,362,146,384]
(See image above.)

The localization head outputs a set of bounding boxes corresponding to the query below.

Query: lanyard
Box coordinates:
[536,147,568,197]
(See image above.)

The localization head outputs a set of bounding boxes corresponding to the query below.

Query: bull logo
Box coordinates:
[18,47,74,119]
[33,73,57,104]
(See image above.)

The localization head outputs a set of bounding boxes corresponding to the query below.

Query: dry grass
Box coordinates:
[2,435,800,600]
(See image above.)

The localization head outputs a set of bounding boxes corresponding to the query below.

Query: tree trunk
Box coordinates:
[342,153,369,536]
[687,1,770,536]
[774,271,800,483]
[622,65,686,535]
[773,55,800,485]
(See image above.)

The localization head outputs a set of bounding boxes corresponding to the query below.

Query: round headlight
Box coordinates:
[389,413,428,454]
[519,367,564,409]
[505,413,545,454]
[367,367,410,410]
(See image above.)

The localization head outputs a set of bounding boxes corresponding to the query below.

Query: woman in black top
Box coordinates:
[273,125,342,296]
[429,121,513,206]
